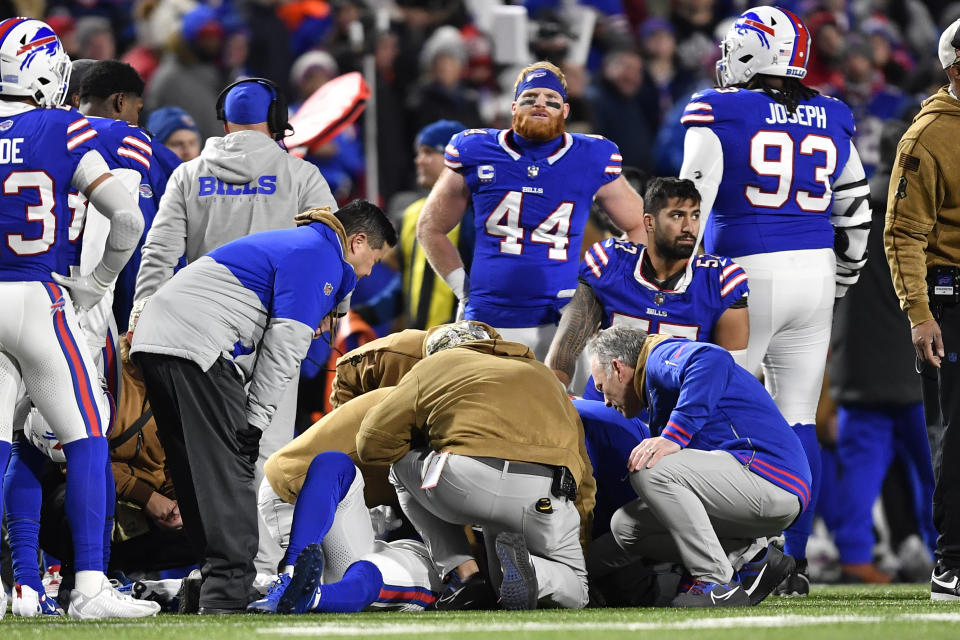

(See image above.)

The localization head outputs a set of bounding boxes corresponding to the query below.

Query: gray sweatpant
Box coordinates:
[607,448,800,583]
[390,449,588,609]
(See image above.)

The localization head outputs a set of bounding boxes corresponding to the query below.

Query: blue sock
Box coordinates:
[63,437,108,572]
[310,560,383,613]
[2,441,46,593]
[784,423,821,561]
[103,460,116,572]
[284,451,356,567]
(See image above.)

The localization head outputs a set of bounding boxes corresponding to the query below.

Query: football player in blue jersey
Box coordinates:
[417,61,647,359]
[678,6,872,595]
[546,177,749,393]
[0,17,159,618]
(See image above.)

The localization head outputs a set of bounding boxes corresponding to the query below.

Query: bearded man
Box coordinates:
[415,61,647,358]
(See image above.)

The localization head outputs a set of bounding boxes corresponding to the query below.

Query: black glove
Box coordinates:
[237,425,262,464]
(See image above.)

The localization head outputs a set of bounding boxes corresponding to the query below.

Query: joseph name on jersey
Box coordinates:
[444,128,621,327]
[581,237,748,340]
[0,105,99,282]
[681,87,856,258]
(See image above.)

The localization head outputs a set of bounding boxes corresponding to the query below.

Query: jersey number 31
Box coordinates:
[485,190,573,261]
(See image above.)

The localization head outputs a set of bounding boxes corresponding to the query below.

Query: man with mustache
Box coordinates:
[416,61,647,359]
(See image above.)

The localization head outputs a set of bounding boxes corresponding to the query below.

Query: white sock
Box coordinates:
[75,571,106,597]
[283,565,294,576]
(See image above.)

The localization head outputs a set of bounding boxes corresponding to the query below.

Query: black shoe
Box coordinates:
[670,579,750,608]
[931,565,960,601]
[429,573,497,611]
[737,543,796,605]
[177,570,202,614]
[773,558,810,597]
[198,607,246,615]
[495,532,538,610]
[278,543,326,615]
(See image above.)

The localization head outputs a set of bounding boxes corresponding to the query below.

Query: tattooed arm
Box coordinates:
[545,282,605,387]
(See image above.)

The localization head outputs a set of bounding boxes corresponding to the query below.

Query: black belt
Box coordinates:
[473,457,578,501]
[474,457,554,478]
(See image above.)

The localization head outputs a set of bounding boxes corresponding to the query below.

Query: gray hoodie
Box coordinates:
[135,129,337,301]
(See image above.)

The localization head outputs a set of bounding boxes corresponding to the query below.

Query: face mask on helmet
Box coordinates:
[716,6,810,88]
[0,17,72,107]
[425,321,494,356]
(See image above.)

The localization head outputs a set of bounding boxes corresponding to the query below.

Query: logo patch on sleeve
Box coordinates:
[897,153,920,172]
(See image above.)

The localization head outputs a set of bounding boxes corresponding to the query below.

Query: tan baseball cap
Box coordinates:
[939,18,960,68]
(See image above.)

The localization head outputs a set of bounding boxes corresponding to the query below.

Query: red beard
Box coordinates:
[512,109,565,141]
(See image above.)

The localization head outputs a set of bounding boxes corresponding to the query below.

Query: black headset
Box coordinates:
[215,77,292,142]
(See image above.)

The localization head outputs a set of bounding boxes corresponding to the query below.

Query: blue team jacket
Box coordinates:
[641,338,812,511]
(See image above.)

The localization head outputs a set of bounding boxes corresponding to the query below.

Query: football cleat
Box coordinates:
[247,573,292,614]
[42,564,62,599]
[278,544,326,615]
[68,577,161,619]
[177,569,202,614]
[931,565,960,601]
[495,532,538,610]
[774,558,810,597]
[1,588,6,620]
[12,584,64,617]
[429,572,497,611]
[737,543,796,605]
[670,579,750,608]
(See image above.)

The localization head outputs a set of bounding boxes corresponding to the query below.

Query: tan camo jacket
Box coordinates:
[885,87,960,326]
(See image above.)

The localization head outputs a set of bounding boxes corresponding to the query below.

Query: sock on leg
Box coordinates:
[3,441,46,594]
[63,437,108,583]
[784,423,822,561]
[309,560,383,613]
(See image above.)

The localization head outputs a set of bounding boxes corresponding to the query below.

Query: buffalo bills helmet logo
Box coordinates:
[735,12,774,49]
[17,25,59,70]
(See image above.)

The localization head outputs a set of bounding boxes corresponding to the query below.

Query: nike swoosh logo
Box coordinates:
[744,566,766,596]
[932,574,959,590]
[710,586,740,603]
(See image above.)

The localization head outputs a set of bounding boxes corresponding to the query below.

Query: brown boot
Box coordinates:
[840,563,894,584]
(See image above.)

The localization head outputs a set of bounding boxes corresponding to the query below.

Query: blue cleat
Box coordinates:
[247,573,292,614]
[670,579,749,607]
[737,543,796,605]
[278,544,325,614]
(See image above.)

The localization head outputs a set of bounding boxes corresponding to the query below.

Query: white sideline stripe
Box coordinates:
[257,613,960,636]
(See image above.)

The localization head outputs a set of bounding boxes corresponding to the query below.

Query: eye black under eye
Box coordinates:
[545,101,561,109]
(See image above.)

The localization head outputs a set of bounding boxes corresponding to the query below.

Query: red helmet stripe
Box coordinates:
[0,17,26,47]
[743,18,775,36]
[781,8,809,68]
[16,35,56,56]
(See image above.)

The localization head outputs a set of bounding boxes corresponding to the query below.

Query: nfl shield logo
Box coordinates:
[324,282,333,295]
[528,165,539,178]
[654,293,665,306]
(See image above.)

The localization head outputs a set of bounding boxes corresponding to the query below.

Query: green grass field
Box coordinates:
[2,585,959,640]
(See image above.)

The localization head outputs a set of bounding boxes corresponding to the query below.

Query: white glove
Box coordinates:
[51,266,109,311]
[128,295,151,337]
[368,505,402,540]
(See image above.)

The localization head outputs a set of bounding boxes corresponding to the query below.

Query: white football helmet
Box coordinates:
[716,6,810,88]
[0,17,72,107]
[23,408,66,464]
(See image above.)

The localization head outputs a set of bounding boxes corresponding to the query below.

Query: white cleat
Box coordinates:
[42,566,62,599]
[13,584,64,617]
[68,578,161,619]
[1,587,7,620]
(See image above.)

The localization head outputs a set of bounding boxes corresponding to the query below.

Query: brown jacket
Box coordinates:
[329,322,500,409]
[111,360,173,506]
[632,334,674,405]
[356,339,597,540]
[885,88,960,326]
[265,388,397,507]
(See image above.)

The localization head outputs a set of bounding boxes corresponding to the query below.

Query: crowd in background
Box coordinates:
[2,0,954,588]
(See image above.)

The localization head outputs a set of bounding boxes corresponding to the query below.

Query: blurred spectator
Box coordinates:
[289,49,340,105]
[75,15,116,60]
[588,49,657,172]
[560,61,594,132]
[374,28,413,203]
[864,18,915,89]
[242,0,296,95]
[530,12,572,67]
[407,25,482,133]
[46,13,77,57]
[276,0,336,60]
[638,17,695,130]
[803,11,847,94]
[144,4,227,142]
[834,37,911,177]
[146,106,202,163]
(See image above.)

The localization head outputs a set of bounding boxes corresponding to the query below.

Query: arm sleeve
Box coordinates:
[884,139,939,326]
[135,166,189,301]
[355,377,418,465]
[246,250,339,430]
[658,346,733,447]
[679,126,724,230]
[84,175,145,286]
[831,141,872,297]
